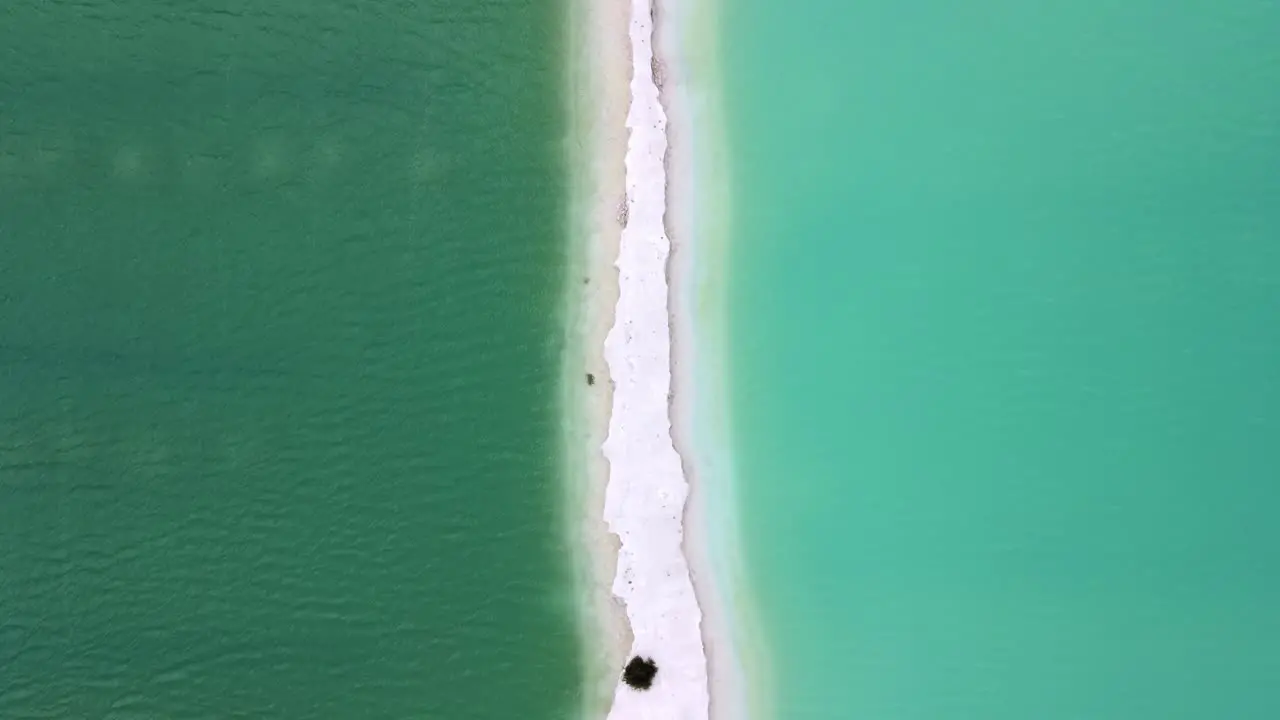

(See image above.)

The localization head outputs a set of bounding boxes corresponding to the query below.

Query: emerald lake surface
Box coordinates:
[726,1,1280,717]
[1,2,578,718]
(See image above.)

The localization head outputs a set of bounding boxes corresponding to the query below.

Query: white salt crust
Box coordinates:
[600,0,710,718]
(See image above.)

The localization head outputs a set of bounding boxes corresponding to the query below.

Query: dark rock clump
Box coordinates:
[622,656,658,691]
[587,373,596,386]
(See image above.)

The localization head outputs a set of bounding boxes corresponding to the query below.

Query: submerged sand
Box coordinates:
[560,0,634,713]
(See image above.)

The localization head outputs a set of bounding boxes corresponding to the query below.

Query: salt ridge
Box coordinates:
[601,0,710,717]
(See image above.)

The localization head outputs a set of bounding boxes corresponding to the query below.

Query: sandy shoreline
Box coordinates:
[562,0,747,717]
[560,0,634,713]
[600,0,710,715]
[653,2,758,717]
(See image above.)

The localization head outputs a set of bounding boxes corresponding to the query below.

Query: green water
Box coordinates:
[726,1,1280,717]
[0,3,579,718]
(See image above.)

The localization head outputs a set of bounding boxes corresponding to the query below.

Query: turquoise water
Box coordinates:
[0,2,580,718]
[726,2,1280,717]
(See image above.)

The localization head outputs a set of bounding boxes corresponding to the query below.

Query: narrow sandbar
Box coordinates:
[566,0,743,717]
[600,0,709,717]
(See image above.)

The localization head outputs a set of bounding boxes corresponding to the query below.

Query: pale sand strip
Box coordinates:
[566,0,745,716]
[600,0,712,718]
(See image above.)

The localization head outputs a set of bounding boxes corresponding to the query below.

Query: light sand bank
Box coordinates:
[598,0,709,717]
[565,0,745,717]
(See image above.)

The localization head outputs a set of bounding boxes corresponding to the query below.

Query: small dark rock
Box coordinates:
[622,656,658,691]
[586,373,596,386]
